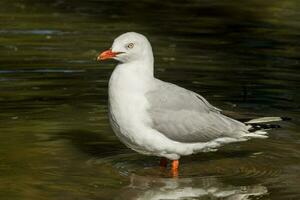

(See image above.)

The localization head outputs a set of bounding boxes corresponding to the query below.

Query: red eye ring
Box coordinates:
[127,43,134,49]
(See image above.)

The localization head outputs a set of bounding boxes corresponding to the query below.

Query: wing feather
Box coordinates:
[146,80,248,143]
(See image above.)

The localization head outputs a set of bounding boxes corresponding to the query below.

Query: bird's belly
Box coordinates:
[108,92,154,155]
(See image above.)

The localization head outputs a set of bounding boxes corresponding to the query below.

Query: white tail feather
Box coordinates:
[245,117,283,124]
[245,131,268,139]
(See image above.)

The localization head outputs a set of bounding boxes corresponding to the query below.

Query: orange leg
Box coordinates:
[160,158,168,168]
[171,160,179,177]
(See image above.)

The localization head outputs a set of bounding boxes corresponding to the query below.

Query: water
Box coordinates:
[0,0,299,199]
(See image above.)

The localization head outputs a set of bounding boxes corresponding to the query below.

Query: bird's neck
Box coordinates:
[118,58,154,79]
[109,59,154,96]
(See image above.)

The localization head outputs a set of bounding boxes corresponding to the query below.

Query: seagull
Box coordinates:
[97,32,284,176]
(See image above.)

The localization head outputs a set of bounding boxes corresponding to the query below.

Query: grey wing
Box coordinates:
[146,80,248,143]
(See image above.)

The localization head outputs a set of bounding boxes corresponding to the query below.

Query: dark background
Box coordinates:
[0,0,299,199]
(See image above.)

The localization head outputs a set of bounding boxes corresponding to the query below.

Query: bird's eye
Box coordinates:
[127,43,134,49]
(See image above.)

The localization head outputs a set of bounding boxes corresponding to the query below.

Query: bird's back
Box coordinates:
[145,79,249,143]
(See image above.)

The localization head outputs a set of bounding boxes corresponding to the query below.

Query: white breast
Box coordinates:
[108,63,153,152]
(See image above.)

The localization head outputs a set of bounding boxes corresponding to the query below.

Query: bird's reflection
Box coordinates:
[117,174,268,200]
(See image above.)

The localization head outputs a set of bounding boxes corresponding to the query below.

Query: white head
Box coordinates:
[97,32,154,64]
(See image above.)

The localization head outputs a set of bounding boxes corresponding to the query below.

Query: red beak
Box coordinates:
[97,49,119,61]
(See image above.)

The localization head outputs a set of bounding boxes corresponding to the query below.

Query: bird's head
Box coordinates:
[97,32,153,63]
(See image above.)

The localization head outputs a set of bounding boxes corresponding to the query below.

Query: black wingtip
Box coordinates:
[249,123,281,132]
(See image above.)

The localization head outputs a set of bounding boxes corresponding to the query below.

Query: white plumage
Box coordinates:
[99,32,272,161]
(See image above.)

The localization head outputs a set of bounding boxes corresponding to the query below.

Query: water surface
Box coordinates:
[0,0,299,199]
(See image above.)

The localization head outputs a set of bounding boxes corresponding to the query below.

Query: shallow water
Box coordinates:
[0,0,299,199]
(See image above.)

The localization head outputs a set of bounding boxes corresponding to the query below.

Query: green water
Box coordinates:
[0,0,299,199]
